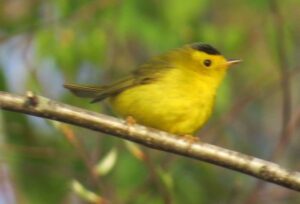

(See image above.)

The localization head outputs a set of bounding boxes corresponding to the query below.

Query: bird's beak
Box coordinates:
[226,59,242,66]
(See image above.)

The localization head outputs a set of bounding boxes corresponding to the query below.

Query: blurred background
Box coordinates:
[0,0,300,203]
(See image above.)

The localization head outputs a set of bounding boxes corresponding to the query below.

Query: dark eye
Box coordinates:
[203,59,212,67]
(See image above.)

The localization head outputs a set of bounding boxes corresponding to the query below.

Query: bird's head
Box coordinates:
[184,43,241,78]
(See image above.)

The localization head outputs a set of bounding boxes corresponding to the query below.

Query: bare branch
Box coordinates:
[1,91,300,191]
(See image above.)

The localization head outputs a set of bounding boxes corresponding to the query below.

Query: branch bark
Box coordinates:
[1,91,300,191]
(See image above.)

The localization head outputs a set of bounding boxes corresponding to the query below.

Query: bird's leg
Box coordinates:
[125,115,137,126]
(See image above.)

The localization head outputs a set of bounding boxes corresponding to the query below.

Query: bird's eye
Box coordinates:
[203,59,212,67]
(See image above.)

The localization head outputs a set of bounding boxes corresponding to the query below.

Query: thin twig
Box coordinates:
[0,91,300,191]
[60,124,102,191]
[142,150,172,204]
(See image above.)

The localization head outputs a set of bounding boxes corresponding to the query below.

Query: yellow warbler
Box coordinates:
[64,43,240,135]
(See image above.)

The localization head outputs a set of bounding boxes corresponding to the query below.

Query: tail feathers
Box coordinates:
[64,77,135,103]
[63,83,104,98]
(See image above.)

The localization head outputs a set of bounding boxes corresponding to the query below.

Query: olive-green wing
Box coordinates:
[90,77,136,103]
[64,54,175,103]
[64,77,135,103]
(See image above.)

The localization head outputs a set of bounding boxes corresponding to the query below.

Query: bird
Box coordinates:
[64,43,241,136]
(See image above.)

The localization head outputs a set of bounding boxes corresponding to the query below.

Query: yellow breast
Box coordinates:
[110,67,224,135]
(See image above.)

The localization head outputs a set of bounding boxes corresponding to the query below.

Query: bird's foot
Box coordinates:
[182,134,200,143]
[125,116,137,126]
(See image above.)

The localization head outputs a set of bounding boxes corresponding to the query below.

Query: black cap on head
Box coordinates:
[191,43,221,55]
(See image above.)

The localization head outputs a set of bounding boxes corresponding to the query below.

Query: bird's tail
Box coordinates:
[63,83,104,98]
[64,77,135,103]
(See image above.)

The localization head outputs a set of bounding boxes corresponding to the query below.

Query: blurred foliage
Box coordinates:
[0,0,300,203]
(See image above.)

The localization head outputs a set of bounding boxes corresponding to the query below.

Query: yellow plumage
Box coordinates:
[64,43,240,135]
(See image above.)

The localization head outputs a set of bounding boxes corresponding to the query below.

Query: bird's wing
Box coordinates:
[90,57,175,103]
[64,55,175,103]
[90,77,136,103]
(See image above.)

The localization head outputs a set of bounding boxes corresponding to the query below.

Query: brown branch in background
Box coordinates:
[142,150,172,204]
[270,0,292,158]
[1,91,300,192]
[60,124,102,191]
[273,105,300,160]
[245,1,294,203]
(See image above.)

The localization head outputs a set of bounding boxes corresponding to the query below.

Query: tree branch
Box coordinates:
[1,91,300,191]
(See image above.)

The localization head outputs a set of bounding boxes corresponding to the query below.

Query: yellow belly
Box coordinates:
[110,69,219,135]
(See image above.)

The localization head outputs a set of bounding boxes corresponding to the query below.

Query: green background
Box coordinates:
[0,0,300,203]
